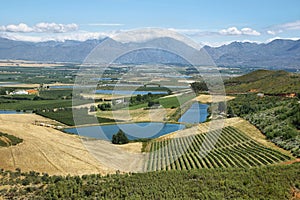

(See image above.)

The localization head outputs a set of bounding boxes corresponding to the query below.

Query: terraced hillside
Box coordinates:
[145,126,291,171]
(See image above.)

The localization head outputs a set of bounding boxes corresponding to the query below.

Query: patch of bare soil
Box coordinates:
[291,187,300,200]
[281,158,300,165]
[194,94,235,103]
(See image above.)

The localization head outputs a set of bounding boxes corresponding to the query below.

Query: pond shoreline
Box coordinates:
[64,122,185,141]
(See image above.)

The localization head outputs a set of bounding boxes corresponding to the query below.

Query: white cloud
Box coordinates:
[265,36,300,43]
[34,22,78,33]
[111,28,202,49]
[240,28,260,36]
[167,28,204,34]
[219,27,241,35]
[219,27,260,36]
[267,29,283,35]
[267,30,276,35]
[0,23,33,32]
[267,20,300,35]
[278,20,300,30]
[167,28,217,38]
[168,27,261,37]
[0,31,114,42]
[0,22,78,33]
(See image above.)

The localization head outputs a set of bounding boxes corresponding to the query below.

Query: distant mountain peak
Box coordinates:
[0,37,299,69]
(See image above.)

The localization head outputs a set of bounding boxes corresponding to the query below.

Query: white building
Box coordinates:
[10,90,29,95]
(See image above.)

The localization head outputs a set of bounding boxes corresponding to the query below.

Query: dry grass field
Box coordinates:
[0,114,113,175]
[193,94,236,103]
[97,107,176,122]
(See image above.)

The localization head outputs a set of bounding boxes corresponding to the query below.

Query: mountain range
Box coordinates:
[0,37,299,69]
[203,39,300,69]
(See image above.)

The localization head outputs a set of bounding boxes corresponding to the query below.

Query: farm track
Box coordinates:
[34,145,66,174]
[9,148,16,169]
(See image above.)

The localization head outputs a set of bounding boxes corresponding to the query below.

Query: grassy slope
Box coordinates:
[159,93,195,108]
[36,109,115,126]
[225,70,300,94]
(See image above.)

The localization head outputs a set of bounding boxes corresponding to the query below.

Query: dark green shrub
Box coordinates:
[112,130,129,144]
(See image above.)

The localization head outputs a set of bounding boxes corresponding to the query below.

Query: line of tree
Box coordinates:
[98,103,111,111]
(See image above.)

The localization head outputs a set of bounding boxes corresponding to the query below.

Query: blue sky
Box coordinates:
[0,0,300,46]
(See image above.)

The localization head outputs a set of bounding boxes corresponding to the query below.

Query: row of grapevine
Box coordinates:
[145,126,291,171]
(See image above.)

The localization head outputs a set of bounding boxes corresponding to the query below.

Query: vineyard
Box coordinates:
[145,126,291,171]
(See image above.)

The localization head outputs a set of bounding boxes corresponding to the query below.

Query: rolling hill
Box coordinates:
[225,69,300,94]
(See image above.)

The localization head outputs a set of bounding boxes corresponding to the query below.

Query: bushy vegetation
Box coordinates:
[225,70,300,94]
[147,100,159,107]
[129,93,163,108]
[98,102,112,111]
[228,94,300,157]
[112,129,129,144]
[0,164,299,199]
[98,93,165,110]
[0,132,23,147]
[190,81,208,93]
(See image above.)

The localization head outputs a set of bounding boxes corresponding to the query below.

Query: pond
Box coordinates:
[178,103,209,124]
[49,85,74,89]
[0,110,24,114]
[95,90,168,95]
[64,122,185,141]
[0,82,21,87]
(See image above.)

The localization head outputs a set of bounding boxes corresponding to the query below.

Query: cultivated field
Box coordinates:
[159,117,292,155]
[0,114,294,175]
[145,126,291,171]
